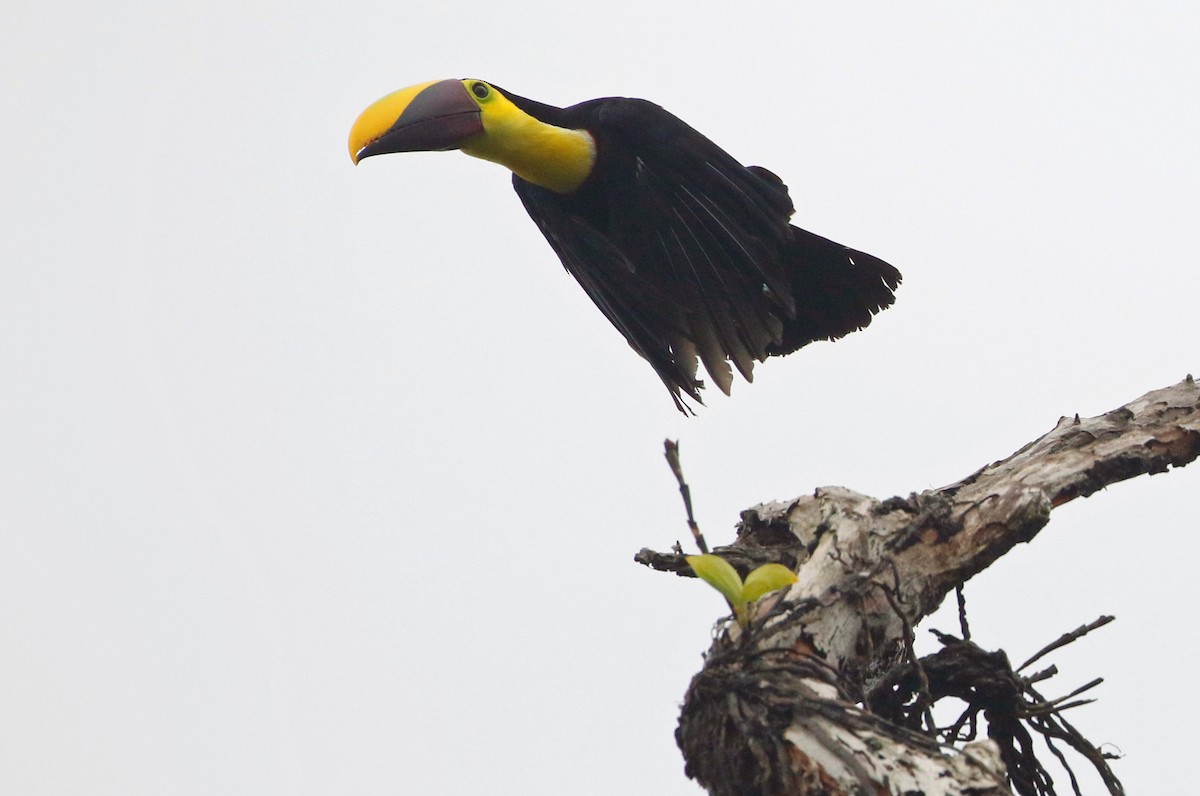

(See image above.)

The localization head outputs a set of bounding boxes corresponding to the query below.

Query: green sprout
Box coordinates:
[685,554,798,628]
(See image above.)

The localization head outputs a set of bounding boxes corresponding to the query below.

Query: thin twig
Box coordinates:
[1018,616,1114,672]
[1023,678,1104,716]
[664,439,708,553]
[1024,665,1058,685]
[956,585,971,641]
[878,560,936,733]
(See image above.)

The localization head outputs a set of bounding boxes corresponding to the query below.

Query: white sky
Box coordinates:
[2,2,1198,794]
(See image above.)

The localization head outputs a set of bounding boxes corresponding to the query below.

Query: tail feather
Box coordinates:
[768,227,902,357]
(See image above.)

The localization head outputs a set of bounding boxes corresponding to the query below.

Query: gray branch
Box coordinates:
[641,376,1200,795]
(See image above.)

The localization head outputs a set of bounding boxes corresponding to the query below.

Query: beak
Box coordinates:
[348,79,484,164]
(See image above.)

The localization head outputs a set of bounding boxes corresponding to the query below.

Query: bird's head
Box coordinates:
[348,78,595,194]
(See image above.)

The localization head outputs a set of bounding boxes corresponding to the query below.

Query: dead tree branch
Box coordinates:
[640,376,1200,795]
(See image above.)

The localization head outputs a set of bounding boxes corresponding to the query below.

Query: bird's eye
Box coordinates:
[471,82,490,100]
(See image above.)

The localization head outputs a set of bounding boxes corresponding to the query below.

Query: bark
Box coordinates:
[638,376,1200,795]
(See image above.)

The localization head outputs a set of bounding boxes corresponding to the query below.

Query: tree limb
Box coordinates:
[641,376,1199,795]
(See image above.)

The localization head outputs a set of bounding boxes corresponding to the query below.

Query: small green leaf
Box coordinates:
[742,563,797,604]
[686,554,744,607]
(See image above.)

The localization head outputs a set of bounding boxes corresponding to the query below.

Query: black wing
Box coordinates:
[514,97,899,410]
[514,179,706,412]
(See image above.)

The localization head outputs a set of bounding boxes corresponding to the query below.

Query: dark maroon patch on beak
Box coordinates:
[357,80,483,160]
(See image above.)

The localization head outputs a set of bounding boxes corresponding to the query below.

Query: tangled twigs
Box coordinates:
[1024,679,1125,796]
[866,617,1122,796]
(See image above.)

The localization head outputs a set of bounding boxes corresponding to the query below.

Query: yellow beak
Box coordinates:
[348,79,484,164]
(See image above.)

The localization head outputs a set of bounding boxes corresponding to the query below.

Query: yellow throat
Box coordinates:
[461,81,596,195]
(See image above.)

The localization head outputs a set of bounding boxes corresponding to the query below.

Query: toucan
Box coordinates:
[349,79,901,412]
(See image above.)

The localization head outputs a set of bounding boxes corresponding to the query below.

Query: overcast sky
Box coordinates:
[3,3,1198,794]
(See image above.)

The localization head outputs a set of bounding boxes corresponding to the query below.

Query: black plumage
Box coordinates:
[502,91,900,412]
[349,80,900,412]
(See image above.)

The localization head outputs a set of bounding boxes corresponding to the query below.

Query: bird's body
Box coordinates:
[349,79,900,412]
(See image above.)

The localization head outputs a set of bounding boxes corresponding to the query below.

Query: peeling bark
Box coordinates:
[641,377,1200,795]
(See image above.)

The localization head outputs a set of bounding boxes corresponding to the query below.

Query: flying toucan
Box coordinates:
[348,78,901,412]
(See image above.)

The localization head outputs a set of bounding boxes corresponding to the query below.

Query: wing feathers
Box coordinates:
[510,97,899,410]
